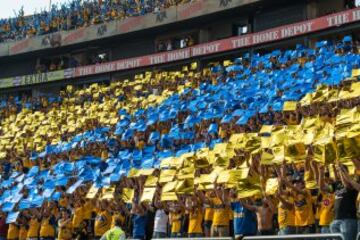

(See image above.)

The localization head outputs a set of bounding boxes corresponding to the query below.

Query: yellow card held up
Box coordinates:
[140,187,156,203]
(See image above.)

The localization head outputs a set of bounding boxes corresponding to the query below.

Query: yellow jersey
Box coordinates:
[111,213,125,228]
[294,190,315,226]
[212,197,229,226]
[94,210,112,237]
[7,223,19,240]
[59,197,69,208]
[27,218,40,238]
[318,192,335,226]
[58,220,73,240]
[72,206,84,229]
[83,200,94,220]
[18,225,27,240]
[188,209,203,234]
[170,212,182,233]
[204,204,214,222]
[40,217,55,237]
[278,196,295,228]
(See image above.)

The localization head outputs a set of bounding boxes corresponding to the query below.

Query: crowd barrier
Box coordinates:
[243,233,344,240]
[152,234,345,240]
[152,238,233,240]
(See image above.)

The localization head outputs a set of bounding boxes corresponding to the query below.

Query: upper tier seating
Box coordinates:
[0,36,359,213]
[0,0,192,43]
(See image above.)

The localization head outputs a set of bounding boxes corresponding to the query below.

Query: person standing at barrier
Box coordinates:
[131,201,148,240]
[240,195,276,235]
[7,222,19,240]
[187,195,204,238]
[210,185,230,237]
[39,206,57,240]
[202,191,215,237]
[94,200,112,240]
[327,164,360,240]
[275,165,296,235]
[100,217,126,240]
[72,199,85,234]
[317,165,335,234]
[0,212,7,240]
[230,189,257,239]
[152,200,169,239]
[276,188,296,235]
[285,175,315,234]
[169,202,184,238]
[57,209,73,240]
[27,208,41,240]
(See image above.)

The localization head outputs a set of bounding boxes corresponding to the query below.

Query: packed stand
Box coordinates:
[0,0,193,43]
[0,36,360,240]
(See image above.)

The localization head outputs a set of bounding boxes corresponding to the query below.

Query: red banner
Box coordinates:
[70,7,360,78]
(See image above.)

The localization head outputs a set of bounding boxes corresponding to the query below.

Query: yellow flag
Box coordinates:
[162,181,178,193]
[216,170,230,184]
[283,101,297,111]
[223,60,233,67]
[159,169,177,183]
[260,125,274,134]
[265,178,278,195]
[237,188,261,199]
[140,187,156,203]
[136,168,155,177]
[313,138,337,164]
[101,186,115,200]
[352,69,360,77]
[161,192,178,201]
[86,185,99,199]
[190,62,197,70]
[175,179,194,194]
[122,188,134,203]
[145,175,159,187]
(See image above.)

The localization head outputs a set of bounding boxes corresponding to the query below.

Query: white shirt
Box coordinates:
[153,209,168,233]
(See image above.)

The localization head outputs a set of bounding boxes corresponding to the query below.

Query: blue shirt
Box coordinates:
[132,214,147,238]
[231,201,257,236]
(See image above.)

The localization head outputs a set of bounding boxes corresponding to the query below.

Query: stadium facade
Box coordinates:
[0,0,357,95]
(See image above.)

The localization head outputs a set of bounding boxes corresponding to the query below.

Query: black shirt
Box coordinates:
[332,182,358,219]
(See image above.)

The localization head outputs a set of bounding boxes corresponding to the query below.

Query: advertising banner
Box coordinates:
[1,7,360,87]
[11,70,65,88]
[0,0,254,57]
[75,7,360,77]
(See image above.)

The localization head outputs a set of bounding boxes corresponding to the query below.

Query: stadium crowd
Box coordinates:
[0,36,359,240]
[0,0,193,43]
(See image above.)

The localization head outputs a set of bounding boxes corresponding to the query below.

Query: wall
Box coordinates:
[254,2,306,32]
[0,0,261,58]
[111,38,154,60]
[317,0,345,17]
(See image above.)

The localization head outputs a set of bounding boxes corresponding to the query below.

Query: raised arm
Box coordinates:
[339,165,360,192]
[275,192,293,210]
[351,158,360,171]
[239,199,257,212]
[264,196,276,213]
[318,164,331,193]
[282,176,307,195]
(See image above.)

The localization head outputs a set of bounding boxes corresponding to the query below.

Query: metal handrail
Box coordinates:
[243,233,344,240]
[152,238,233,240]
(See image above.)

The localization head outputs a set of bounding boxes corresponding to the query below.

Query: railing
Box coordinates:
[243,233,344,240]
[152,234,345,240]
[152,238,233,240]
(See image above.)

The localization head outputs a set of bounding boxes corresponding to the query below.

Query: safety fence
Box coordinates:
[243,233,344,240]
[152,238,233,240]
[152,233,345,240]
